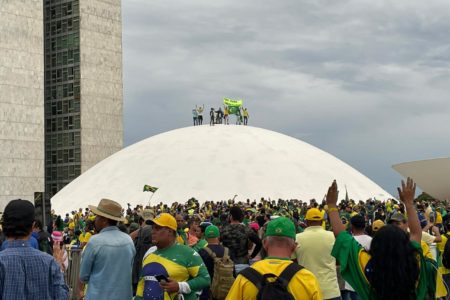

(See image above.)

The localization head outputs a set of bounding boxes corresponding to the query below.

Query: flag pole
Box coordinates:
[147,192,155,208]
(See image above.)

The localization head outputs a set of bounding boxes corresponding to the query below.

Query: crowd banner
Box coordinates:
[66,248,83,300]
[223,98,243,107]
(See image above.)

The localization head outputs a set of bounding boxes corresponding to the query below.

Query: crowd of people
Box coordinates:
[1,178,449,299]
[192,104,249,126]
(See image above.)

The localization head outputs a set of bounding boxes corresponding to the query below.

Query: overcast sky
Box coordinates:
[122,0,450,196]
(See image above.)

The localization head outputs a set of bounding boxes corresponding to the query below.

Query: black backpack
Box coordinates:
[442,234,450,269]
[240,263,303,300]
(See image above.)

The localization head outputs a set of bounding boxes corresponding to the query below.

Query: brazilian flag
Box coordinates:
[143,184,158,193]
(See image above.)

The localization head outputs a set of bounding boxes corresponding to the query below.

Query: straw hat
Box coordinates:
[88,199,126,222]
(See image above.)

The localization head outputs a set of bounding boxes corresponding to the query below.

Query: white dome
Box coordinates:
[51,125,391,215]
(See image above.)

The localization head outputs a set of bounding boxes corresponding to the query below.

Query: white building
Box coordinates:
[0,1,45,211]
[0,0,123,211]
[52,125,392,214]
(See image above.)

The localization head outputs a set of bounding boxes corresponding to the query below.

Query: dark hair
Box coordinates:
[444,220,450,232]
[368,225,419,300]
[117,224,128,233]
[34,219,43,230]
[230,206,244,222]
[107,219,118,227]
[256,215,265,228]
[2,200,35,238]
[187,218,199,228]
[350,215,365,229]
[55,216,63,229]
[85,220,94,231]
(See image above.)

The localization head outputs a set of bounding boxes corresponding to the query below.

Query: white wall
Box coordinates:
[0,0,45,211]
[79,0,123,173]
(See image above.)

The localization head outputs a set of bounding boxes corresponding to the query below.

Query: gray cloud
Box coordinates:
[122,0,450,195]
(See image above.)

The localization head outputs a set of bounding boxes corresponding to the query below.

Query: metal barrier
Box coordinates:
[66,248,82,300]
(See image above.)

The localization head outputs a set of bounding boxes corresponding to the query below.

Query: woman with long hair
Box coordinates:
[327,178,434,300]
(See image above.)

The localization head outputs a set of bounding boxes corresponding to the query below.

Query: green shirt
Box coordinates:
[331,231,434,300]
[136,243,210,300]
[192,239,208,252]
[177,229,188,245]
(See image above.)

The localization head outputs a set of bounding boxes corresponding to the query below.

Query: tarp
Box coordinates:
[392,157,450,200]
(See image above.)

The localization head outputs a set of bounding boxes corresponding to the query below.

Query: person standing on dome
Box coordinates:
[210,108,215,126]
[216,107,224,124]
[224,106,229,125]
[196,104,204,125]
[243,108,249,125]
[192,108,198,126]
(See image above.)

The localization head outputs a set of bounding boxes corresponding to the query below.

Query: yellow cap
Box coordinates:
[372,220,385,232]
[306,208,323,221]
[150,213,177,231]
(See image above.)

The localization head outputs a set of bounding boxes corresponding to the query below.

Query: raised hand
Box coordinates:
[397,177,421,242]
[397,177,416,205]
[326,180,339,207]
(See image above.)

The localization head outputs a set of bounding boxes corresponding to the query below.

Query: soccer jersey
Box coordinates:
[332,231,432,300]
[226,258,322,300]
[136,243,210,300]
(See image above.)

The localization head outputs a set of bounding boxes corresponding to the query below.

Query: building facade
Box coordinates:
[0,0,45,211]
[44,0,123,200]
[0,0,123,210]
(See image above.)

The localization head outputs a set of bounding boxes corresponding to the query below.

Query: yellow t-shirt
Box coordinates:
[437,232,450,274]
[293,227,340,299]
[79,232,93,244]
[420,240,433,260]
[226,258,322,300]
[432,234,449,297]
[436,212,443,225]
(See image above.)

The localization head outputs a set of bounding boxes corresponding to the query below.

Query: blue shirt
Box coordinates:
[1,236,39,250]
[0,240,68,299]
[80,226,136,300]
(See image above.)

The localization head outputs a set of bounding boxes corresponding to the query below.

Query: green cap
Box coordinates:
[265,217,296,240]
[205,225,220,238]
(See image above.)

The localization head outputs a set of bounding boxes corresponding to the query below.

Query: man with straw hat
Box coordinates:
[79,199,135,300]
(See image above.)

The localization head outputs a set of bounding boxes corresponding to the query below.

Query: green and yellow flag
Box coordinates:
[143,185,158,193]
[223,98,243,107]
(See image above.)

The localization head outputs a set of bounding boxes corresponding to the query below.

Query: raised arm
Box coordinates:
[397,177,421,243]
[326,180,346,237]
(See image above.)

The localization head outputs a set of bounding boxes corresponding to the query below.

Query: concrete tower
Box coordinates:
[0,0,123,211]
[43,0,123,200]
[0,0,45,211]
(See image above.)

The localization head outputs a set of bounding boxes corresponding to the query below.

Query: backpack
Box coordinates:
[442,234,450,269]
[204,246,235,300]
[240,263,303,300]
